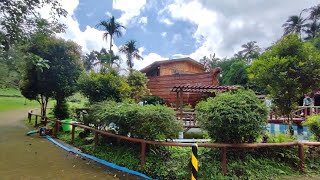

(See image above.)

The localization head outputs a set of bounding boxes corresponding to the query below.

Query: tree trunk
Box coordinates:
[109,35,113,52]
[288,113,294,136]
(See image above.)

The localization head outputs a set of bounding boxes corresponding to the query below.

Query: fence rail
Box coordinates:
[27,109,320,176]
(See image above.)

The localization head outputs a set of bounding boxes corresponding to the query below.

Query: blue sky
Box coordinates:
[53,0,319,70]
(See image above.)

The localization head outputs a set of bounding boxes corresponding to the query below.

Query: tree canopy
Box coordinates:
[248,34,320,121]
[20,34,82,117]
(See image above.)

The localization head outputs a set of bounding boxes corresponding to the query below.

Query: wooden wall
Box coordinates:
[159,61,204,76]
[147,69,220,107]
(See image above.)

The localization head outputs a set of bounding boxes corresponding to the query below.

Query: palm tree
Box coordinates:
[200,53,220,71]
[282,13,307,37]
[304,20,320,39]
[119,40,143,71]
[97,16,125,52]
[239,41,261,64]
[93,48,121,73]
[309,4,320,21]
[82,51,97,72]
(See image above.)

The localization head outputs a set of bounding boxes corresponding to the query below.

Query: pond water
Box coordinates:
[267,123,310,140]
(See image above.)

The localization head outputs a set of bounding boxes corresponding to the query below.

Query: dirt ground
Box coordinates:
[0,109,142,180]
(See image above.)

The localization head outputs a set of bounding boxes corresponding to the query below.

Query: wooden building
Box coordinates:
[140,57,221,106]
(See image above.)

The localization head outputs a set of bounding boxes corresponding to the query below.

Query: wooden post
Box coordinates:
[221,147,227,175]
[304,108,307,117]
[298,143,304,172]
[94,131,99,147]
[176,91,179,111]
[35,115,38,127]
[140,142,146,171]
[179,91,183,120]
[71,124,75,145]
[54,121,58,137]
[28,113,31,122]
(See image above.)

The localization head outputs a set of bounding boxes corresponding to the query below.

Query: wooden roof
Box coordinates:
[140,57,205,73]
[171,85,239,93]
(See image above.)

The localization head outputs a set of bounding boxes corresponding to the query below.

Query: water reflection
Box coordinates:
[267,123,310,140]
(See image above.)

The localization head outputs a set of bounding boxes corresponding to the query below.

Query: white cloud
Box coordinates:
[112,0,146,26]
[161,32,167,38]
[161,0,319,60]
[135,52,167,70]
[138,16,148,25]
[171,34,182,44]
[105,11,112,17]
[159,18,174,26]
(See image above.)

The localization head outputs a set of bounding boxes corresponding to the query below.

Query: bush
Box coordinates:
[303,115,320,141]
[88,101,182,140]
[195,90,268,143]
[78,72,130,103]
[53,99,70,120]
[127,70,149,102]
[140,95,165,105]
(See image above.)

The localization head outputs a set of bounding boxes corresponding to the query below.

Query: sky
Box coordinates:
[51,0,319,70]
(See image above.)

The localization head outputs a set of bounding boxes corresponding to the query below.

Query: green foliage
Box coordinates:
[303,115,320,141]
[223,60,248,86]
[0,0,67,49]
[196,90,268,143]
[53,99,70,120]
[87,101,182,140]
[267,133,296,143]
[19,34,82,117]
[140,96,165,105]
[127,70,149,102]
[78,71,130,103]
[57,131,320,179]
[248,34,320,118]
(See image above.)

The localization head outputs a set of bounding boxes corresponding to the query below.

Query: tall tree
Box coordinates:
[82,51,97,72]
[239,41,261,64]
[304,20,320,40]
[97,16,125,52]
[309,4,320,21]
[20,34,82,118]
[248,34,320,134]
[282,13,307,38]
[119,40,143,71]
[199,53,220,71]
[0,0,67,50]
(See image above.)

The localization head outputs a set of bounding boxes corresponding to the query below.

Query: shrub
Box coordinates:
[88,101,182,140]
[140,95,165,105]
[78,72,130,103]
[53,99,70,120]
[303,115,320,141]
[127,70,149,102]
[195,90,268,143]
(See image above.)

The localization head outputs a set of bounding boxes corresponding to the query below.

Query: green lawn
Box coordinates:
[0,87,22,97]
[0,96,39,112]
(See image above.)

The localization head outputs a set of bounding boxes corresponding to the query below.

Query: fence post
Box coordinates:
[94,131,99,147]
[191,144,198,180]
[53,121,58,137]
[140,142,146,171]
[221,147,227,175]
[28,112,31,122]
[35,115,38,127]
[71,124,75,145]
[298,143,305,172]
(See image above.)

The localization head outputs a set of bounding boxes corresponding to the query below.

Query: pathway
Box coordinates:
[0,109,141,180]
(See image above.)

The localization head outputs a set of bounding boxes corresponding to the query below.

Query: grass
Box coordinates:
[0,96,39,112]
[56,131,320,180]
[0,88,87,113]
[0,87,22,97]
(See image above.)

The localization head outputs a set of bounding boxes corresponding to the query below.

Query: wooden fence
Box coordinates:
[27,110,320,176]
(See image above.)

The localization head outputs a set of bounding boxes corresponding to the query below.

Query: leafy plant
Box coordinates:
[196,89,268,143]
[78,71,130,103]
[140,95,165,105]
[303,114,320,141]
[87,101,182,140]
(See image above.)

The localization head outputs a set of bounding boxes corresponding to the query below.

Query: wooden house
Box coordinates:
[140,57,221,106]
